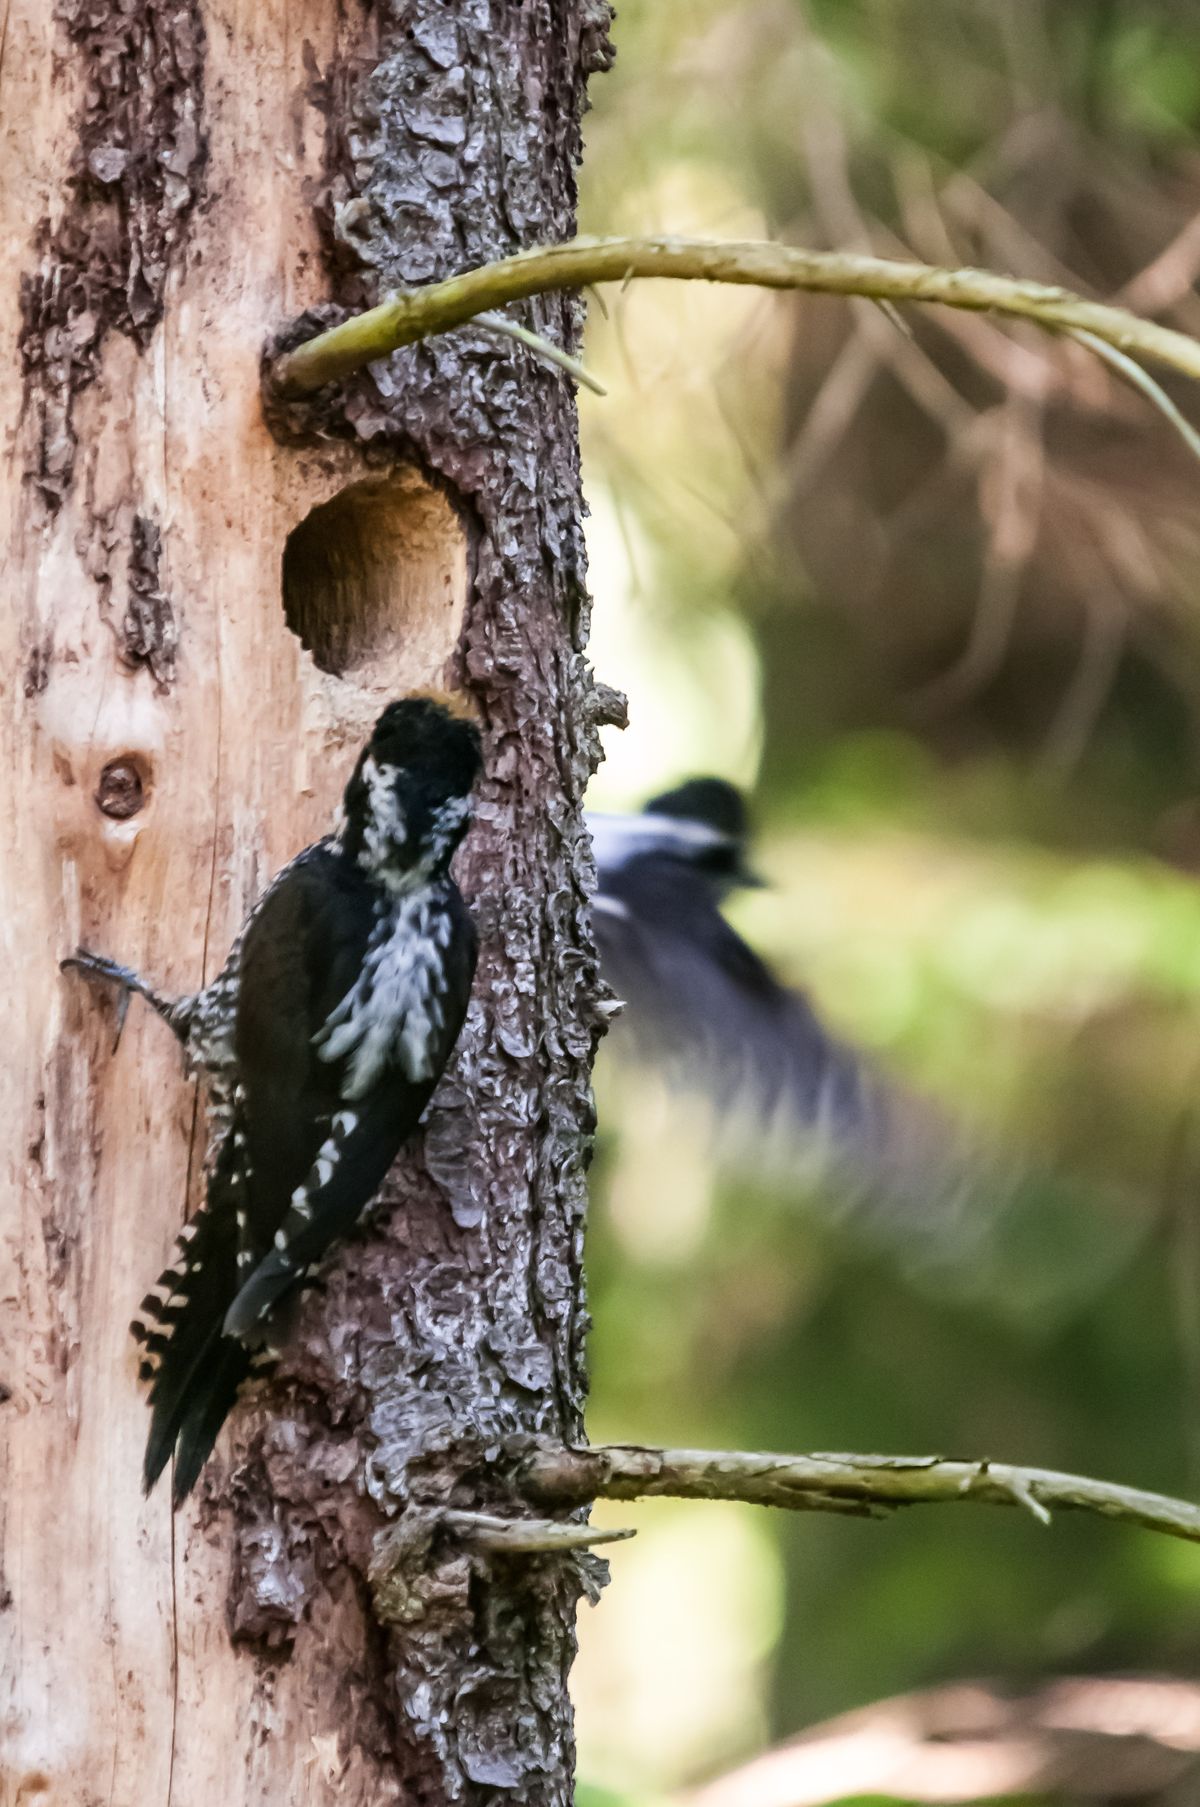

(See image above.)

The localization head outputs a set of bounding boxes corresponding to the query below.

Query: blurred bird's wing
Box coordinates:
[588,787,1147,1319]
[588,802,981,1251]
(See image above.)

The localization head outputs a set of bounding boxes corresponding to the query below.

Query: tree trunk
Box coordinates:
[1,3,613,1802]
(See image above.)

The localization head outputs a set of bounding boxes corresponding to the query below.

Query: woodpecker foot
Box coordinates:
[61,948,152,1050]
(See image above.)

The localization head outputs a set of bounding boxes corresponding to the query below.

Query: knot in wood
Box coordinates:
[95,760,145,820]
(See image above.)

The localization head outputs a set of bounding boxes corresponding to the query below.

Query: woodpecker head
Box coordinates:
[642,777,762,894]
[339,692,482,887]
[588,775,761,899]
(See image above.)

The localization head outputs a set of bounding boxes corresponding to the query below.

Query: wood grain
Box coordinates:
[0,4,468,1800]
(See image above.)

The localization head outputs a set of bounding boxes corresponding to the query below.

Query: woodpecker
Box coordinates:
[64,692,482,1503]
[589,777,971,1230]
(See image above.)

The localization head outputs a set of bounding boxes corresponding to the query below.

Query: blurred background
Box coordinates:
[571,4,1200,1803]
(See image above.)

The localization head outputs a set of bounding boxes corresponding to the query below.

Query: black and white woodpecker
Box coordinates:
[588,777,971,1232]
[64,692,482,1504]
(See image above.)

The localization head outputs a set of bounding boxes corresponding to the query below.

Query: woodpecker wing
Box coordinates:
[131,843,363,1498]
[590,802,974,1236]
[233,842,385,1251]
[594,844,880,1153]
[222,850,477,1336]
[222,1091,414,1336]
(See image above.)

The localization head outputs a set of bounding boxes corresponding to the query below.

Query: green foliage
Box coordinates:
[575,0,1200,1799]
[576,1785,666,1807]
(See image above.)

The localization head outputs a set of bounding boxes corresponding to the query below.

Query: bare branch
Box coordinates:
[684,1677,1200,1807]
[1068,325,1200,465]
[439,1508,634,1553]
[269,235,1200,397]
[521,1443,1200,1547]
[471,311,607,395]
[366,1507,632,1629]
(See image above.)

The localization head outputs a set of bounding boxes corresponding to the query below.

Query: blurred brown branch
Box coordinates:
[523,1443,1200,1546]
[268,235,1200,396]
[681,1676,1200,1806]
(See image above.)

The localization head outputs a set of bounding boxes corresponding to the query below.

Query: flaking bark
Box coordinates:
[19,0,206,507]
[1,2,614,1802]
[247,4,617,1797]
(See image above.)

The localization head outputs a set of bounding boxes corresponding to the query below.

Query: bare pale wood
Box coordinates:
[0,5,465,1801]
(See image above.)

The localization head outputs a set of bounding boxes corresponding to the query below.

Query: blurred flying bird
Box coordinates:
[587,777,1147,1317]
[588,776,979,1247]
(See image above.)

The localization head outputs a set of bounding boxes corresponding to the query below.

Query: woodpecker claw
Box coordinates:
[61,947,141,987]
[61,948,143,1052]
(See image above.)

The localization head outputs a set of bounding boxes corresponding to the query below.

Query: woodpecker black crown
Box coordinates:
[645,775,749,842]
[642,774,761,891]
[340,692,483,880]
[359,691,482,790]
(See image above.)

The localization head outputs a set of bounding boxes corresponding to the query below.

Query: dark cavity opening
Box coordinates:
[282,471,466,686]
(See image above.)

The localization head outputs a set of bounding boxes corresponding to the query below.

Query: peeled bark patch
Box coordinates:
[3,1,613,1800]
[18,0,206,507]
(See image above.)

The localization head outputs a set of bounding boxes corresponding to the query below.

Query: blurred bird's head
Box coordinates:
[643,777,763,893]
[589,774,762,898]
[340,691,482,887]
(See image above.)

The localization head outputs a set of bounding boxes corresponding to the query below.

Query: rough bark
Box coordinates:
[0,3,613,1803]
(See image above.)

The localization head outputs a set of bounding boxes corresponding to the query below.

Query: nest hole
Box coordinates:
[282,471,467,689]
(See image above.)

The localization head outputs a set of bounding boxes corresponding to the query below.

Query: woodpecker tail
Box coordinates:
[131,1159,252,1504]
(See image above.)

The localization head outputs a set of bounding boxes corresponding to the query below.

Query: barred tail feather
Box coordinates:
[164,1338,253,1504]
[132,1157,250,1501]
